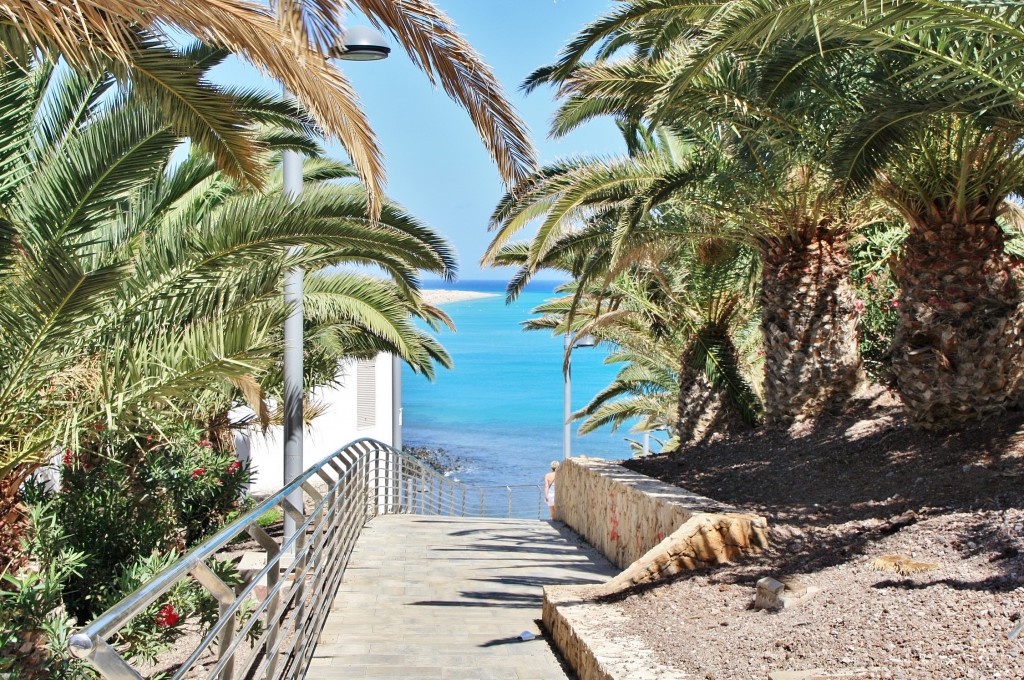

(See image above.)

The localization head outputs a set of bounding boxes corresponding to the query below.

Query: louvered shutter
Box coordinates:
[356,358,376,429]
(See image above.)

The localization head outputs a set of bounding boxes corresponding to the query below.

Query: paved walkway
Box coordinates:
[309,515,616,679]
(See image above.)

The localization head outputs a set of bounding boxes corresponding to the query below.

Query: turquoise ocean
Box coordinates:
[402,280,638,488]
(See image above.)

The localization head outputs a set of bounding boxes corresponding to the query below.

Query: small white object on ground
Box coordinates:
[518,631,536,641]
[755,576,820,610]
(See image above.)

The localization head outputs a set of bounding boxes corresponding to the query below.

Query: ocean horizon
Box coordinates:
[402,279,643,489]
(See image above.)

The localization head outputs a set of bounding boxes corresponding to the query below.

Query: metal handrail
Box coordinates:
[67,438,545,679]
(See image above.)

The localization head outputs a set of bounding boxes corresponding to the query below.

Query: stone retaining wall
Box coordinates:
[556,456,759,569]
[547,458,770,679]
[543,584,685,680]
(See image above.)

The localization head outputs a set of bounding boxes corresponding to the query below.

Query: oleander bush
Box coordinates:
[27,428,250,623]
[1,428,252,677]
[0,502,93,679]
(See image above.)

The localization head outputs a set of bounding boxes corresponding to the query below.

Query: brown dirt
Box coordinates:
[613,385,1024,679]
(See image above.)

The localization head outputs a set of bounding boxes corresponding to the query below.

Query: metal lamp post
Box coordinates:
[282,25,391,549]
[391,354,402,450]
[562,333,596,460]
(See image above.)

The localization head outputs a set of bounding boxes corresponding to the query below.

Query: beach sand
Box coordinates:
[420,289,500,306]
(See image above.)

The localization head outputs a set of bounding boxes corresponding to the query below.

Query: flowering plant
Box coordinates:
[155,604,180,628]
[160,430,251,545]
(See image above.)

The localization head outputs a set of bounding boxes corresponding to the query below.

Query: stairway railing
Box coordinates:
[67,438,544,679]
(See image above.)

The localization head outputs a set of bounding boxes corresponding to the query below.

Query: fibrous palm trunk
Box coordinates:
[675,328,750,446]
[892,218,1024,427]
[0,467,30,573]
[761,229,864,424]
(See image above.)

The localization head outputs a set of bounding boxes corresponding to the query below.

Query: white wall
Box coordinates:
[235,354,395,493]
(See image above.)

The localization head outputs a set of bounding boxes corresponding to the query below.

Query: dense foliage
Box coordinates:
[0,37,456,678]
[491,0,1024,446]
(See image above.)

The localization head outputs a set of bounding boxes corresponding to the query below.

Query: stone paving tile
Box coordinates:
[307,516,615,680]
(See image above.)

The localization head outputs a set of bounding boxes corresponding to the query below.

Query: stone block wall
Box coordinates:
[556,456,764,570]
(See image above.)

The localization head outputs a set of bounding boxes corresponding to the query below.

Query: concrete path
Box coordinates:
[309,515,616,680]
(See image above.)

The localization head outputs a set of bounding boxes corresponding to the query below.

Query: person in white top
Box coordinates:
[544,460,559,520]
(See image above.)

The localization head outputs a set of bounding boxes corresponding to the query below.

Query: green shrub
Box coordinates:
[6,423,254,674]
[155,431,252,546]
[100,551,242,665]
[0,502,94,679]
[851,223,905,384]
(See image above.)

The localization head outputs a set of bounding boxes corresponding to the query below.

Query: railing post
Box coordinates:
[429,474,436,515]
[68,637,143,679]
[461,487,466,517]
[507,486,513,519]
[384,447,392,513]
[415,464,423,512]
[190,562,237,680]
[248,522,282,678]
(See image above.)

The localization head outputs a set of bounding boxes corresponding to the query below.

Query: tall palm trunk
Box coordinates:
[892,218,1024,427]
[761,228,864,424]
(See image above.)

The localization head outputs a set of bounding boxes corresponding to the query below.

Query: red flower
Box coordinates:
[198,439,213,449]
[93,424,105,431]
[62,449,74,465]
[155,604,179,627]
[865,272,877,286]
[227,461,241,475]
[191,468,207,479]
[890,298,900,309]
[853,298,866,313]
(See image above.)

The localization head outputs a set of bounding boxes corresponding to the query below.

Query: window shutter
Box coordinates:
[356,358,376,429]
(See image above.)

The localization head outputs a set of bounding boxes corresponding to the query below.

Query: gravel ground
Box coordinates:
[613,387,1024,679]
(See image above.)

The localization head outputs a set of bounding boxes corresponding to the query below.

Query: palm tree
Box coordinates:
[496,204,762,448]
[536,0,1024,426]
[519,277,681,444]
[488,109,872,423]
[841,116,1024,426]
[0,0,537,207]
[697,0,1024,426]
[0,51,455,568]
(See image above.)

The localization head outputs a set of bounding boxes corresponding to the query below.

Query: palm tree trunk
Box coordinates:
[892,218,1024,427]
[675,329,750,446]
[761,229,864,424]
[0,467,30,573]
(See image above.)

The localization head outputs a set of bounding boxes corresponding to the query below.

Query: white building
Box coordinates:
[235,354,398,493]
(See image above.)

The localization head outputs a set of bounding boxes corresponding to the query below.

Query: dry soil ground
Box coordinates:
[616,387,1024,679]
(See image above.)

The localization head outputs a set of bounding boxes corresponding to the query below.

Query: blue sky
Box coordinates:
[211,0,624,282]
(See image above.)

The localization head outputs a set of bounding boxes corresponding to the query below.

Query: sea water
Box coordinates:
[402,280,640,488]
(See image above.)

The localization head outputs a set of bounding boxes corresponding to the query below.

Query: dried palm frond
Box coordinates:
[0,1,384,209]
[869,555,940,575]
[348,0,537,187]
[0,0,535,206]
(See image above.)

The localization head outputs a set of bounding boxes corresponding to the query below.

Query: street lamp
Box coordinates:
[329,25,392,61]
[282,25,391,549]
[563,333,596,460]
